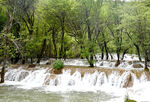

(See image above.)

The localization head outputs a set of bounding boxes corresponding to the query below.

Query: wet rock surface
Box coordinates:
[28,64,36,68]
[123,74,133,88]
[133,64,143,68]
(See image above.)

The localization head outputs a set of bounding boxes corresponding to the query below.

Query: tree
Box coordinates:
[120,1,150,70]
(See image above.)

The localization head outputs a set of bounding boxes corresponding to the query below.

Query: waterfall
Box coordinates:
[4,67,149,90]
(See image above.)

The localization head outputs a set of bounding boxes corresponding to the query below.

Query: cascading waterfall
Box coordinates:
[4,67,149,90]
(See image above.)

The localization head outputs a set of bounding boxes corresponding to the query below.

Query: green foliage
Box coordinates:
[124,95,136,102]
[53,60,64,70]
[0,10,7,31]
[0,0,150,67]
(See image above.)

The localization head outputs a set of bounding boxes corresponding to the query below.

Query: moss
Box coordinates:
[124,95,136,102]
[144,68,149,72]
[125,100,136,102]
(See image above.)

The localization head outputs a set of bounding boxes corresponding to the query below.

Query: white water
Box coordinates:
[64,54,149,70]
[2,66,150,102]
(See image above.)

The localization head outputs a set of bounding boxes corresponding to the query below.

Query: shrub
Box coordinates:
[53,60,64,70]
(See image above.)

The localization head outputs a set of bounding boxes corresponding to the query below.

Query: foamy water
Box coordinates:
[64,54,149,70]
[1,66,150,102]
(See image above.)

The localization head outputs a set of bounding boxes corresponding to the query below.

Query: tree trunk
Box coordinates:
[115,51,120,67]
[85,9,94,67]
[30,57,33,64]
[121,48,129,60]
[102,32,109,60]
[14,53,20,64]
[80,46,84,59]
[144,56,149,71]
[89,55,94,67]
[0,66,5,83]
[1,38,7,83]
[37,39,46,63]
[52,28,57,59]
[101,47,104,60]
[59,16,65,58]
[109,52,113,60]
[134,44,142,61]
[104,41,109,60]
[22,58,25,64]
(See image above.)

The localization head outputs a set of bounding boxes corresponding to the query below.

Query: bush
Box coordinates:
[53,60,64,70]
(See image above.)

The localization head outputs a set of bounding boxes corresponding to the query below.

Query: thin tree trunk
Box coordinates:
[144,56,149,71]
[115,50,120,67]
[30,57,33,64]
[52,28,57,59]
[0,66,5,83]
[22,58,25,64]
[134,44,142,61]
[104,42,109,60]
[59,16,65,58]
[126,31,142,61]
[121,48,129,60]
[37,39,46,63]
[101,47,104,60]
[1,38,7,83]
[85,9,94,67]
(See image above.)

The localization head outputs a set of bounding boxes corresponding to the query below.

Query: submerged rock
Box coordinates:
[132,64,143,68]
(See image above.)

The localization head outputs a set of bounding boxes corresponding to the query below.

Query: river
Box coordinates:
[0,85,117,102]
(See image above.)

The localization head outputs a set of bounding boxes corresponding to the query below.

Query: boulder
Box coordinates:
[44,75,50,85]
[128,61,132,65]
[44,74,56,85]
[123,74,133,88]
[18,71,29,81]
[28,64,36,68]
[100,62,103,66]
[50,68,62,74]
[133,64,143,68]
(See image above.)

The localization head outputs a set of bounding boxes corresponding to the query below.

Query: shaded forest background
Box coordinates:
[0,0,150,69]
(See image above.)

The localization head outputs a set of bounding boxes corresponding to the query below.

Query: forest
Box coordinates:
[0,0,150,76]
[1,1,150,101]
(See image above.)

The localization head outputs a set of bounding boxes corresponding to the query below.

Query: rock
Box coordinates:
[100,62,103,66]
[133,64,143,68]
[28,64,36,68]
[46,59,55,65]
[44,74,56,85]
[144,72,150,80]
[115,60,120,67]
[128,61,132,65]
[50,68,62,74]
[50,74,56,79]
[123,74,133,88]
[44,75,50,85]
[18,71,29,81]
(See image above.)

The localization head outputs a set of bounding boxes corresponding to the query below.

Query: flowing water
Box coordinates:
[0,66,150,102]
[0,85,116,102]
